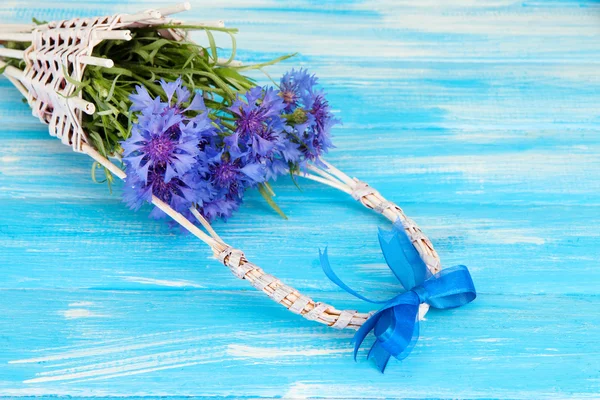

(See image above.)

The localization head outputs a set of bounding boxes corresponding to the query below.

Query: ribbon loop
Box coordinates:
[377,221,430,290]
[320,219,477,372]
[422,265,476,310]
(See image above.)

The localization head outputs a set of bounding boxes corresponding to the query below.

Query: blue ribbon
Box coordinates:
[319,220,476,372]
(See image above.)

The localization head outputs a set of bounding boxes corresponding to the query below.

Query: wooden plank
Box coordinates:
[0,290,598,397]
[1,0,599,397]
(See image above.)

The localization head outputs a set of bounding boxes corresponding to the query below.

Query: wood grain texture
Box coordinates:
[1,0,599,398]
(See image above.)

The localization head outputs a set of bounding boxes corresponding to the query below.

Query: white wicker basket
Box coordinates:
[0,3,443,330]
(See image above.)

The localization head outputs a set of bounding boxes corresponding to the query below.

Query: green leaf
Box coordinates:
[259,67,279,87]
[89,131,107,157]
[237,53,297,71]
[139,38,174,52]
[61,65,89,88]
[153,24,239,34]
[204,29,218,64]
[215,67,255,91]
[263,182,276,197]
[91,161,107,184]
[32,17,47,25]
[105,73,122,102]
[258,184,288,220]
[289,164,303,191]
[223,31,237,65]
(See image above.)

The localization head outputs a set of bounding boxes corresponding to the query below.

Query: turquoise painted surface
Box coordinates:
[1,0,600,398]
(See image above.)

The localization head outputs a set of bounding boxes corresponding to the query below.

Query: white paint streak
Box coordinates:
[68,301,94,307]
[28,328,204,353]
[60,308,105,319]
[472,228,546,245]
[381,152,600,188]
[67,359,221,383]
[35,348,198,377]
[282,382,386,399]
[283,382,311,400]
[226,344,349,358]
[11,327,343,384]
[120,276,204,288]
[10,336,206,364]
[0,155,20,163]
[22,349,221,384]
[359,1,600,37]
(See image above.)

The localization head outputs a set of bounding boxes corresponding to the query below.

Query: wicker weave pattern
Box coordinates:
[217,246,372,329]
[1,4,444,331]
[25,16,116,150]
[11,11,183,152]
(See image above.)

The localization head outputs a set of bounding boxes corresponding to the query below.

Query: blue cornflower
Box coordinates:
[123,165,205,219]
[122,78,216,220]
[280,139,303,164]
[278,69,339,162]
[227,86,286,159]
[200,194,241,222]
[129,77,208,117]
[161,78,190,107]
[121,72,339,225]
[190,148,264,222]
[207,150,266,198]
[263,157,289,181]
[279,68,317,112]
[300,90,338,161]
[129,85,164,114]
[121,109,201,183]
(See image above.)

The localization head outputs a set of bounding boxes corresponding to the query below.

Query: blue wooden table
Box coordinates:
[1,1,599,398]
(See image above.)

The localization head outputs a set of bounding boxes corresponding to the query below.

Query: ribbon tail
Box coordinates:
[368,340,392,373]
[319,247,384,304]
[352,311,382,361]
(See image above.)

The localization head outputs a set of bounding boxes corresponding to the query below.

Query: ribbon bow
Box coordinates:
[319,220,476,372]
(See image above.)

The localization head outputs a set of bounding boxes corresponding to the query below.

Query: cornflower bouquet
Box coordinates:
[120,69,336,222]
[0,3,476,372]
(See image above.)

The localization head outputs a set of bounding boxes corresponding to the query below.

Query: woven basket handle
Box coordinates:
[83,145,442,331]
